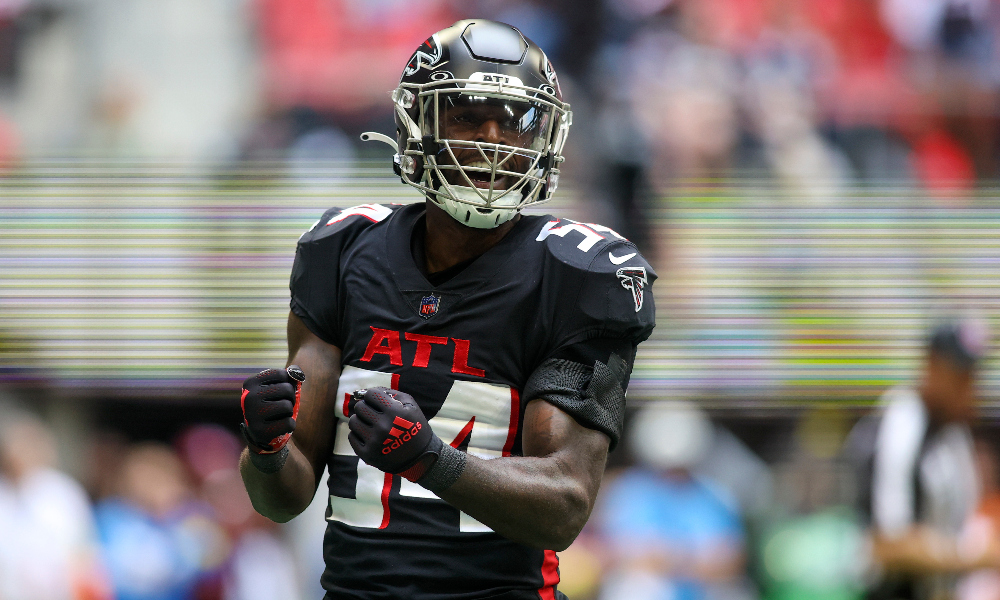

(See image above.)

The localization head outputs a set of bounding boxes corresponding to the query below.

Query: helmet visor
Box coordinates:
[424,92,553,195]
[433,92,552,151]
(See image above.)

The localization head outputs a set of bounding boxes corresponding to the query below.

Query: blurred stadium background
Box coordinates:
[2,0,1000,599]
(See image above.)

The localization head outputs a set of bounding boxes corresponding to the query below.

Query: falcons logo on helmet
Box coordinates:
[403,34,443,77]
[543,58,562,98]
[617,267,648,312]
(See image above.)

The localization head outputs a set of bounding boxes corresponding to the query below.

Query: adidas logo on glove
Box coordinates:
[382,416,423,454]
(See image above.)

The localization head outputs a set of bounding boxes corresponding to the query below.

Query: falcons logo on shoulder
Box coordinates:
[617,267,648,312]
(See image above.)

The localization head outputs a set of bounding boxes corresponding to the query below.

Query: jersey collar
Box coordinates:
[384,202,535,294]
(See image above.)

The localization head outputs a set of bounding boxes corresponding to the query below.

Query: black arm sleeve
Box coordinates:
[522,338,635,450]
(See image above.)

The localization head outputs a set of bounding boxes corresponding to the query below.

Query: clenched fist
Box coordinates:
[240,365,305,455]
[348,387,444,482]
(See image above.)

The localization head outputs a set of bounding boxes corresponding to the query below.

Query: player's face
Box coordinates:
[435,94,550,190]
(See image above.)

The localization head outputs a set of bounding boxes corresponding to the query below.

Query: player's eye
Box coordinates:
[450,112,476,125]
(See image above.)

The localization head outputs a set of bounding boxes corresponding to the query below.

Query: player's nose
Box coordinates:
[476,120,505,145]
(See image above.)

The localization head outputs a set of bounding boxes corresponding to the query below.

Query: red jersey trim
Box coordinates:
[502,388,521,457]
[538,549,559,600]
[378,473,393,529]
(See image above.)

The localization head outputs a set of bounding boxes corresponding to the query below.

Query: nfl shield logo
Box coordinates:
[419,294,441,319]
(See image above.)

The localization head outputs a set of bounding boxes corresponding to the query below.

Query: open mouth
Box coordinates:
[461,160,511,190]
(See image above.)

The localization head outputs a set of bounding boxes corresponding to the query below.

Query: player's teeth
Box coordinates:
[465,161,493,171]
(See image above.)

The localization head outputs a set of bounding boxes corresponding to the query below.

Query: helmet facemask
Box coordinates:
[394,78,571,229]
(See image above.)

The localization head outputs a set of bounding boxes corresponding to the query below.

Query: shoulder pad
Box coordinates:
[533,218,630,268]
[290,203,405,348]
[533,218,657,344]
[298,203,402,245]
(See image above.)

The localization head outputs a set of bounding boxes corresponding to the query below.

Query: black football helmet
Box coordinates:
[362,19,572,229]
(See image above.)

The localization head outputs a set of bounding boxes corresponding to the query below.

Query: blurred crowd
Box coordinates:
[0,412,323,600]
[585,0,1000,188]
[579,0,1000,249]
[0,0,998,245]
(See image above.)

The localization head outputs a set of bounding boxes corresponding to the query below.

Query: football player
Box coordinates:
[239,19,656,599]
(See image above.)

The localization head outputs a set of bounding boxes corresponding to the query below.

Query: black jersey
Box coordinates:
[290,202,656,600]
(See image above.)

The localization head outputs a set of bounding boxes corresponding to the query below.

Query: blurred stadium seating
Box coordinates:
[1,166,996,411]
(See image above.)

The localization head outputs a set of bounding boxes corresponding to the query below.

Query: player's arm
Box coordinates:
[349,388,608,550]
[240,311,342,523]
[434,339,634,549]
[437,398,609,550]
